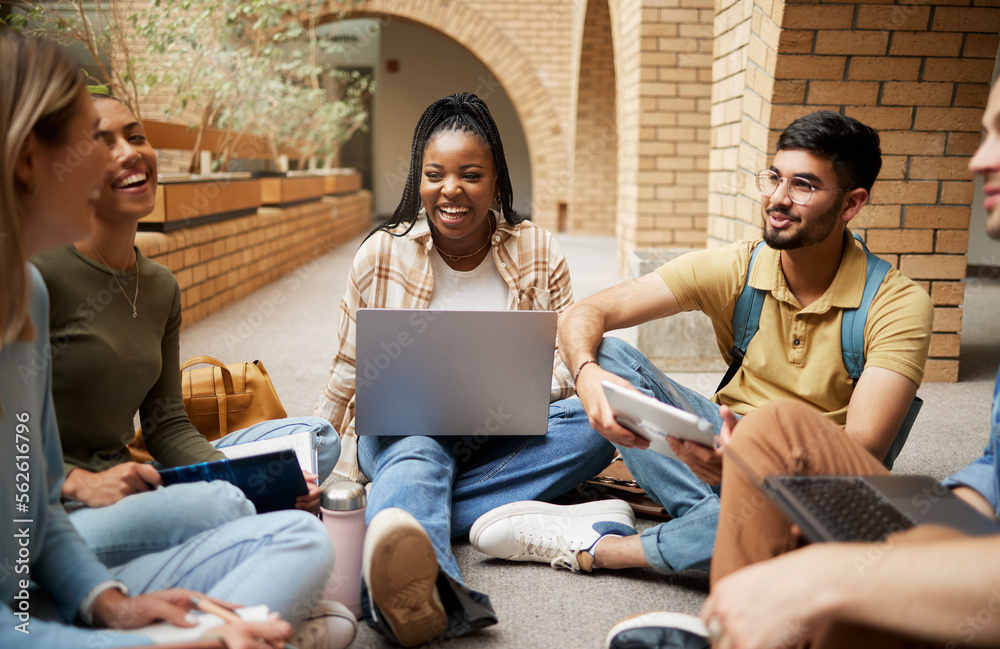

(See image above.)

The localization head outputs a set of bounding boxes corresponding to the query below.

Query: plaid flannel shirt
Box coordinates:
[315,211,574,482]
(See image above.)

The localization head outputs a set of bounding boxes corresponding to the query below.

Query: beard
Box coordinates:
[986,203,1000,241]
[762,200,841,250]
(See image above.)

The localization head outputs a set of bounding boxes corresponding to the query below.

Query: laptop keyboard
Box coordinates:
[775,476,918,542]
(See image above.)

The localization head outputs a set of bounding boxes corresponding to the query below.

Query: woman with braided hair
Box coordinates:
[316,93,619,646]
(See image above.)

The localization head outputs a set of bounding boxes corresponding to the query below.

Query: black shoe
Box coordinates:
[607,612,711,649]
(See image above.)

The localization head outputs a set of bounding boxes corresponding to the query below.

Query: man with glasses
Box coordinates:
[469,111,933,578]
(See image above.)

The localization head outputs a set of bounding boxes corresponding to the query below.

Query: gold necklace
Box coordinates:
[435,213,495,262]
[89,242,140,318]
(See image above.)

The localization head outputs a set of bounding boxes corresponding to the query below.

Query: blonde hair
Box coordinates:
[0,31,84,349]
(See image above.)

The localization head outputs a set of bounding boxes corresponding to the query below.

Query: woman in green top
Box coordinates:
[33,88,343,565]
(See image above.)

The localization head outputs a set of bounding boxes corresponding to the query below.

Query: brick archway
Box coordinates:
[568,0,618,235]
[340,0,569,229]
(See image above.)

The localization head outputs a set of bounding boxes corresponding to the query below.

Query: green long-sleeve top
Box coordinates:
[33,246,224,475]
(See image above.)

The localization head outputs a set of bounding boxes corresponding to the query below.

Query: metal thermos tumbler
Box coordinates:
[320,481,367,618]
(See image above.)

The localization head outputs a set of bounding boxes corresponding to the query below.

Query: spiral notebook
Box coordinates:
[217,431,317,474]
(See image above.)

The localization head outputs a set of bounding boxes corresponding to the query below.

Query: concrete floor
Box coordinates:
[180,232,999,649]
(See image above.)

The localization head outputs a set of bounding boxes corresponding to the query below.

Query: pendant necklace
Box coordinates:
[90,242,140,318]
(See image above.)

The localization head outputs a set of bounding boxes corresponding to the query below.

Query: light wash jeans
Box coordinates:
[112,510,332,629]
[28,511,332,645]
[357,398,616,639]
[70,416,339,568]
[596,337,728,574]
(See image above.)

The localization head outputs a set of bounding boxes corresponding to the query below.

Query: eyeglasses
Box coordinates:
[754,170,849,206]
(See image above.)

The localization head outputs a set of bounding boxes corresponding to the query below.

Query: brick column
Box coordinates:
[612,0,715,271]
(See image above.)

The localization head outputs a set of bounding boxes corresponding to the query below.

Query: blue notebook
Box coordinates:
[158,449,307,513]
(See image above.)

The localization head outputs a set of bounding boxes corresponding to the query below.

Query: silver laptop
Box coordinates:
[354,309,556,437]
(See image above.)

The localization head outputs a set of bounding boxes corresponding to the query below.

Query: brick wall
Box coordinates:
[135,192,371,329]
[119,0,1000,380]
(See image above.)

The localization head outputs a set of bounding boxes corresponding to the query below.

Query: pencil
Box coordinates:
[190,596,242,624]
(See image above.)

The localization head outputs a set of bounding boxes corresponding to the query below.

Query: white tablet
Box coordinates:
[602,381,716,461]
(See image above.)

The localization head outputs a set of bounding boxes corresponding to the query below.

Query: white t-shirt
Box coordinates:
[428,249,509,310]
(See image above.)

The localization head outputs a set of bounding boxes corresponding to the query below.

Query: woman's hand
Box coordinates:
[91,588,293,649]
[295,471,321,514]
[91,587,197,630]
[62,463,162,507]
[206,619,294,649]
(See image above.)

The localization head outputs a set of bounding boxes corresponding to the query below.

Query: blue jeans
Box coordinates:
[72,417,340,568]
[69,481,255,567]
[357,398,615,638]
[28,510,332,644]
[112,510,333,629]
[597,337,727,574]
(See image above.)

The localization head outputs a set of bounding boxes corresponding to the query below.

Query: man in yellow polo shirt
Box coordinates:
[468,111,934,576]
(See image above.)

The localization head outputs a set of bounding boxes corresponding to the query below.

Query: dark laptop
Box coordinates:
[759,473,1000,543]
[714,434,1000,544]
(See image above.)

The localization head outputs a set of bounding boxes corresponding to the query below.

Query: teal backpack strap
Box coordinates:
[841,232,892,381]
[841,233,921,470]
[717,241,767,393]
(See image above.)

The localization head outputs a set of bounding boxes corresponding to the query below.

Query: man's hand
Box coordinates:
[574,364,649,449]
[700,544,850,649]
[666,405,736,485]
[295,471,321,514]
[63,463,162,508]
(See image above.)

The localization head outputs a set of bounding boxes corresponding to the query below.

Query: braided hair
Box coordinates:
[368,92,524,240]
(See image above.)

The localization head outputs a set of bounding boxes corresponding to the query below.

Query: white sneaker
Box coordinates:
[606,612,709,649]
[362,508,447,647]
[469,500,637,572]
[291,600,358,649]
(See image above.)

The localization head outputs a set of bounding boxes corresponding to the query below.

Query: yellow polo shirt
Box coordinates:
[657,232,933,426]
